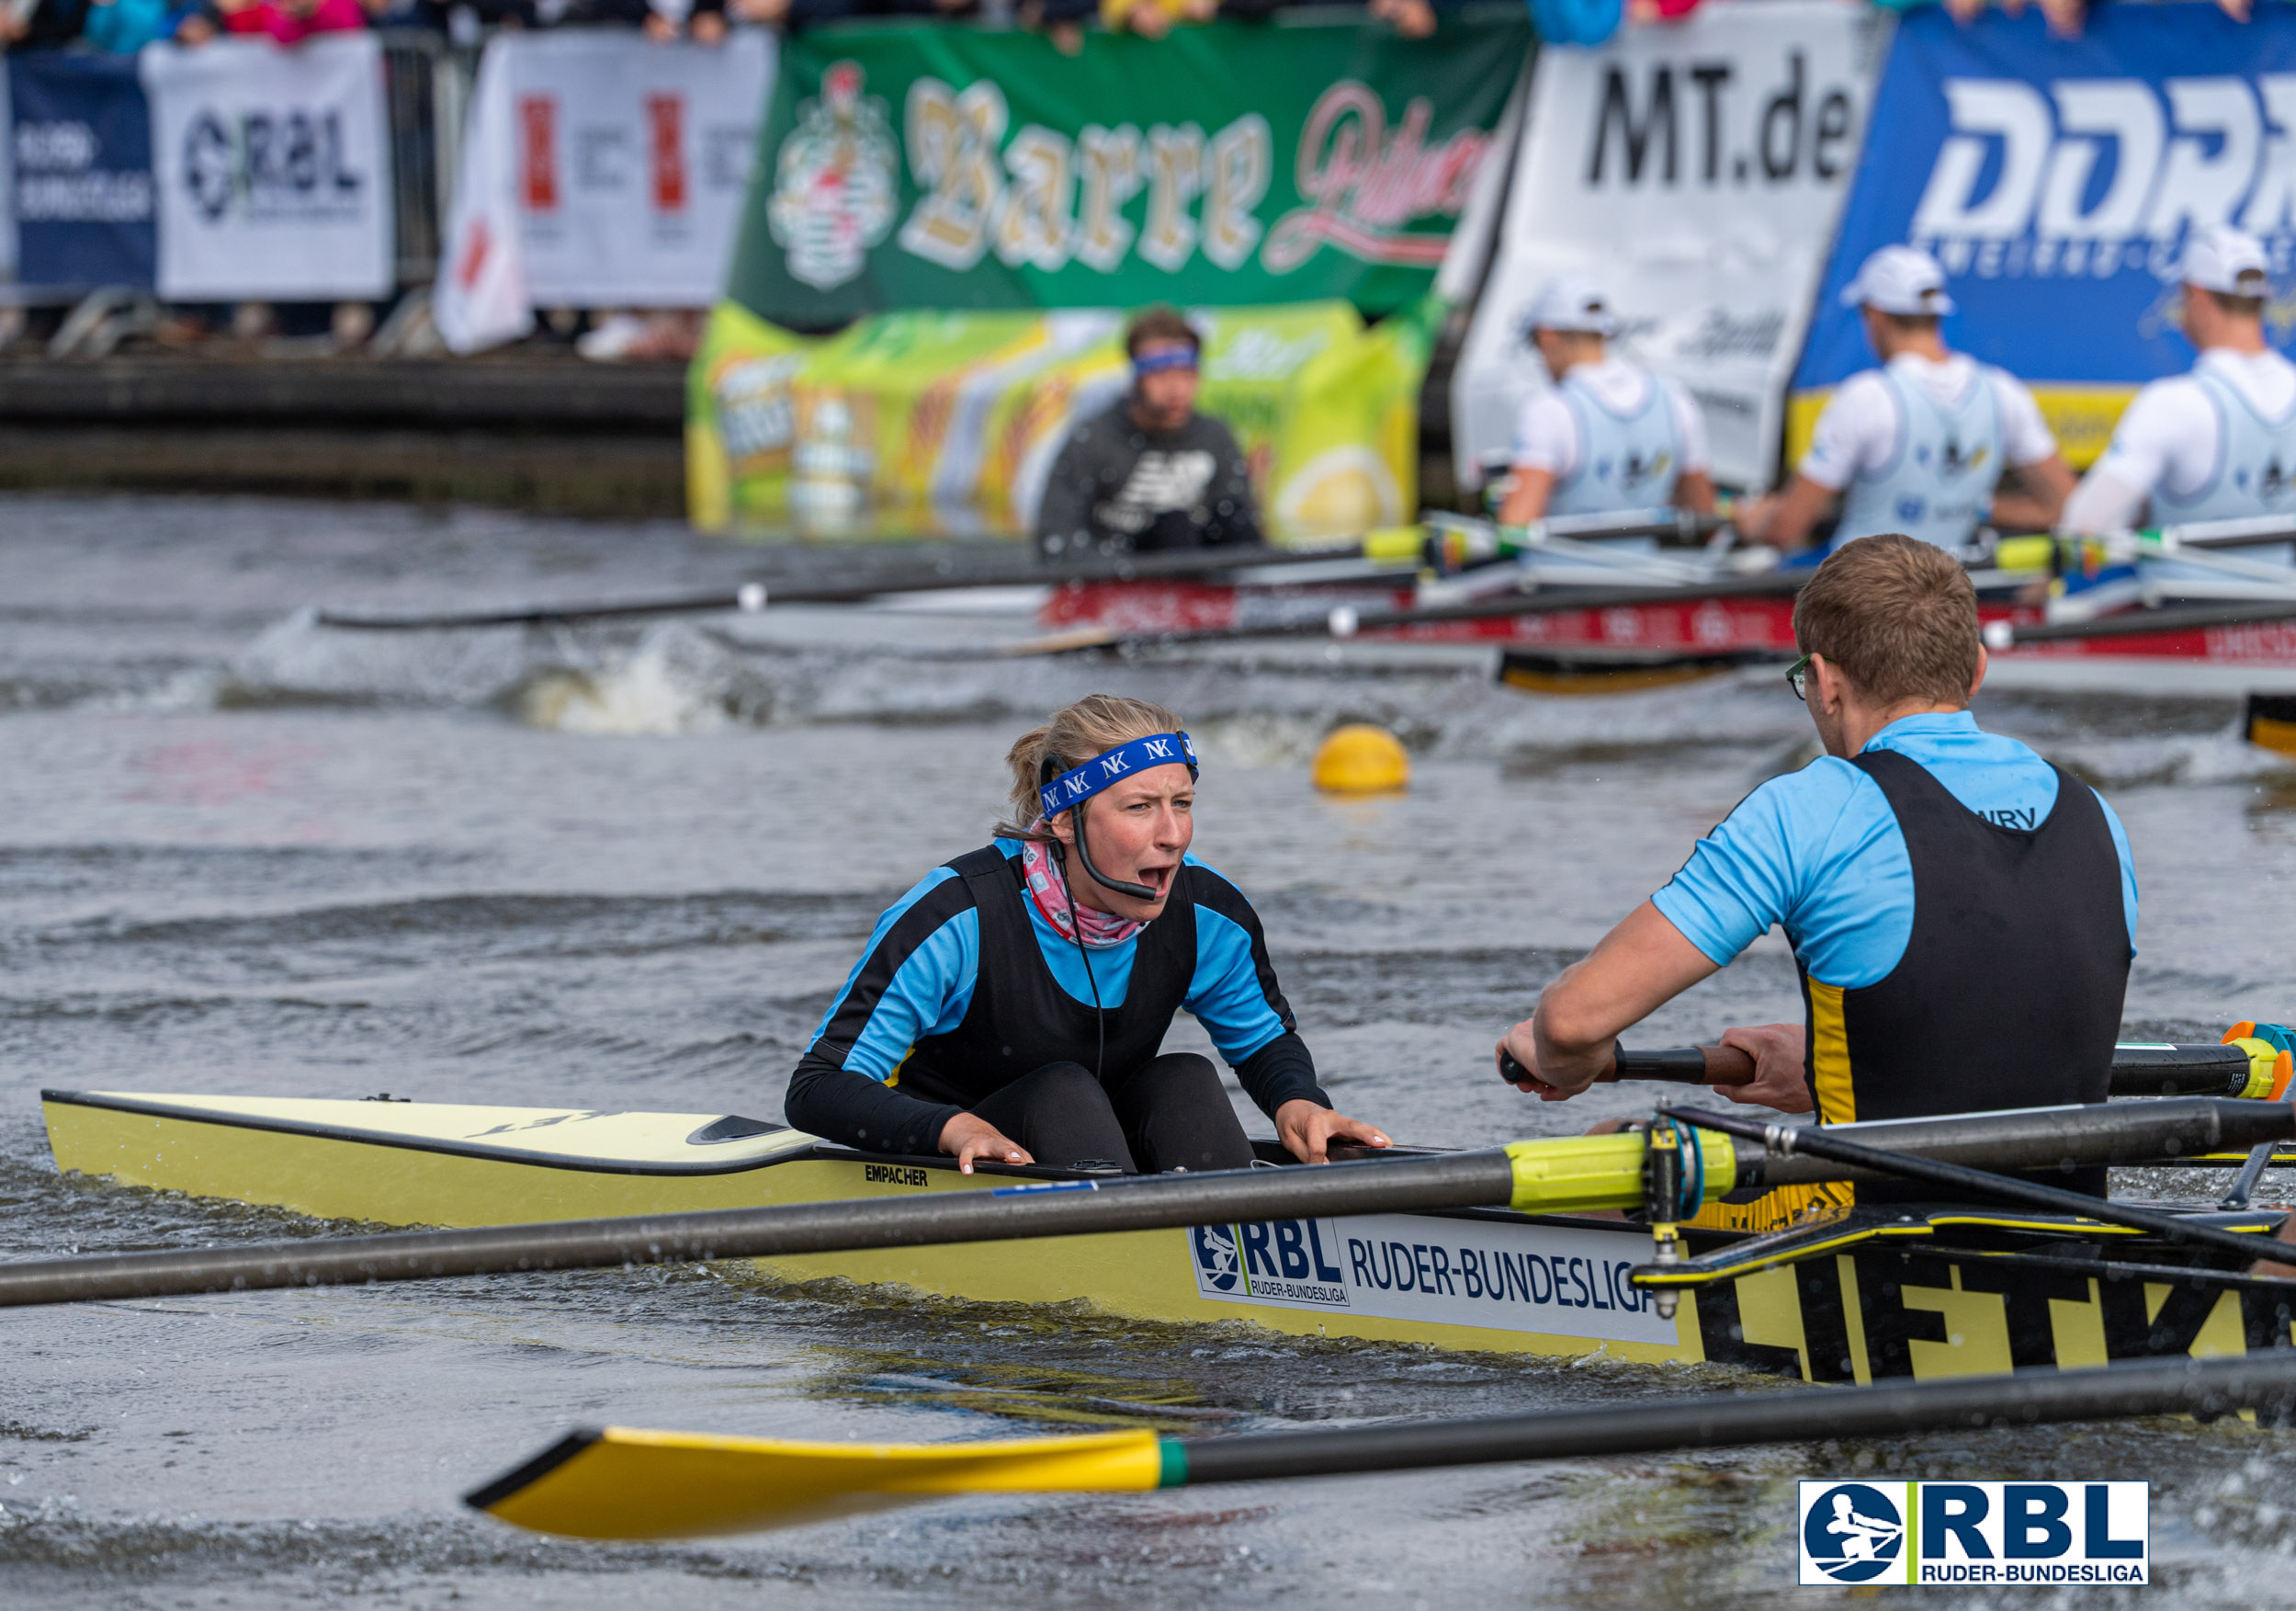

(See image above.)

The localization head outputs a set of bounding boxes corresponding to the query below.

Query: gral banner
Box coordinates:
[687,298,1431,542]
[1453,1,1889,491]
[7,53,155,289]
[141,34,392,301]
[729,13,1529,323]
[1791,6,2296,470]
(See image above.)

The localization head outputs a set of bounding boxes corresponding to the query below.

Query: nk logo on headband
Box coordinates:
[1037,732,1199,820]
[1797,1481,2148,1586]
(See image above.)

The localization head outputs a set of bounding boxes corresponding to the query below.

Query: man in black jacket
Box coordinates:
[1035,306,1263,560]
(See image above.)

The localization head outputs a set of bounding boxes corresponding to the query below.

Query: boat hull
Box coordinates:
[40,1090,2294,1383]
[1039,581,2296,675]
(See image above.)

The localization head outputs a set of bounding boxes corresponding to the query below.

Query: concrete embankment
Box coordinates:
[0,357,686,517]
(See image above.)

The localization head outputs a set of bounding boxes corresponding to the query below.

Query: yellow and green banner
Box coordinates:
[688,296,1435,542]
[730,12,1530,323]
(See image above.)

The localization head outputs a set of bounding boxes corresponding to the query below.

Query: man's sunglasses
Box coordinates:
[1785,652,1813,702]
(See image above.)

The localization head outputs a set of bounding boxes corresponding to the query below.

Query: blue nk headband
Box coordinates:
[1132,346,1198,378]
[1038,732,1199,822]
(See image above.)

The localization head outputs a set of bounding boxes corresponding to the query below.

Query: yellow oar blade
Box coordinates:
[468,1425,1170,1540]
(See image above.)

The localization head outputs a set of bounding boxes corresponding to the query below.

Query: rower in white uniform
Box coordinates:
[1755,246,2074,554]
[1497,277,1715,534]
[2062,225,2296,561]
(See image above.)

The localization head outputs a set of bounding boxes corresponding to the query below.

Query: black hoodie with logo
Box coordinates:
[1034,399,1263,561]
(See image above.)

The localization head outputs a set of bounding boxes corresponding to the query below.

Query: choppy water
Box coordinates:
[7,491,2296,1607]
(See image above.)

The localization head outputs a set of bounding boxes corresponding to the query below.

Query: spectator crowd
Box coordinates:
[6,0,2266,63]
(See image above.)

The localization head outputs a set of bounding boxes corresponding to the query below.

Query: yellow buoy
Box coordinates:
[1311,724,1409,794]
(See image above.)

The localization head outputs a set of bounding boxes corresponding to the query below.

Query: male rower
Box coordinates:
[2063,224,2296,542]
[1496,277,1715,529]
[1035,306,1262,562]
[1753,246,2073,554]
[1496,535,2138,1222]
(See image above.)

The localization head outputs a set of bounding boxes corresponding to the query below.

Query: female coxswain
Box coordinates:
[785,695,1389,1174]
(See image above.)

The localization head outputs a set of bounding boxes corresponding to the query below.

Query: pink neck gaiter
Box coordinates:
[1020,829,1148,950]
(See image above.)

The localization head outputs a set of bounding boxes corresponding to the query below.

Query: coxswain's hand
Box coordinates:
[939,1112,1032,1174]
[1716,1023,1815,1114]
[1275,1100,1389,1165]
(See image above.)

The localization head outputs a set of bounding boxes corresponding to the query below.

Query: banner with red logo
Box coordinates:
[435,29,772,351]
[725,12,1530,324]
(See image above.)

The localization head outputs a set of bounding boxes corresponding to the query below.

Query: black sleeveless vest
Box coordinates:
[895,845,1203,1107]
[1799,750,2130,1199]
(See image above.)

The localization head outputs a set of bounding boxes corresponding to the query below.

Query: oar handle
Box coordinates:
[1497,1042,1757,1090]
[1499,1040,2261,1096]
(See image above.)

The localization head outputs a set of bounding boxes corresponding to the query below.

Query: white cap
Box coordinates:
[1525,277,1616,336]
[1840,245,1956,317]
[2180,223,2271,297]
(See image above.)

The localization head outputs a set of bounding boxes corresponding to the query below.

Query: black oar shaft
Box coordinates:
[1178,1351,2296,1486]
[316,542,1380,630]
[1743,1098,2286,1188]
[1664,1105,2290,1263]
[1528,1041,2256,1096]
[0,1151,1515,1310]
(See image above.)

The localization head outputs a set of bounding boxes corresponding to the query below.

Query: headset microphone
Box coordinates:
[1038,755,1161,902]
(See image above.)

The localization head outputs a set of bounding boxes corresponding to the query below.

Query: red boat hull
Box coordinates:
[1037,581,2296,669]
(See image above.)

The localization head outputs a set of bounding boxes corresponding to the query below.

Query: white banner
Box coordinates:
[437,28,768,350]
[141,34,392,301]
[434,39,529,354]
[1452,2,1888,491]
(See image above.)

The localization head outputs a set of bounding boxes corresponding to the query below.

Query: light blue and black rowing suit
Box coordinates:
[785,839,1326,1172]
[1650,712,2138,1224]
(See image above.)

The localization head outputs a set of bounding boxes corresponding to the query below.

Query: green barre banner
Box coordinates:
[730,12,1531,323]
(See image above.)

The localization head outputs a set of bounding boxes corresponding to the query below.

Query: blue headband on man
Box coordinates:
[1038,732,1200,822]
[1133,346,1199,378]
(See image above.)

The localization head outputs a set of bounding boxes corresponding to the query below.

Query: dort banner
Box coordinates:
[727,12,1530,323]
[1452,0,1889,491]
[141,34,392,301]
[435,29,774,352]
[1792,6,2296,469]
[8,52,155,290]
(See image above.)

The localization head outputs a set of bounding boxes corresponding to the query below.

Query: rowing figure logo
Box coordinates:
[1803,1484,1905,1583]
[1192,1224,1242,1293]
[768,61,898,291]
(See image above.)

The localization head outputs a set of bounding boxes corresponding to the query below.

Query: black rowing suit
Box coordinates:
[1797,749,2132,1206]
[1650,713,2135,1230]
[785,840,1325,1168]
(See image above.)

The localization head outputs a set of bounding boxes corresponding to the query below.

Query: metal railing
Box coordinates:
[379,29,478,286]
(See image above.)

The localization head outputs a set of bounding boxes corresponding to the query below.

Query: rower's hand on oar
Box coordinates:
[1274,1100,1389,1165]
[939,1113,1032,1174]
[1715,1024,1814,1114]
[1495,1021,1600,1101]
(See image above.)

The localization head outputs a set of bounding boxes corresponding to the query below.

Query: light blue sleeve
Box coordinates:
[1183,905,1290,1066]
[1650,759,1917,989]
[807,868,981,1083]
